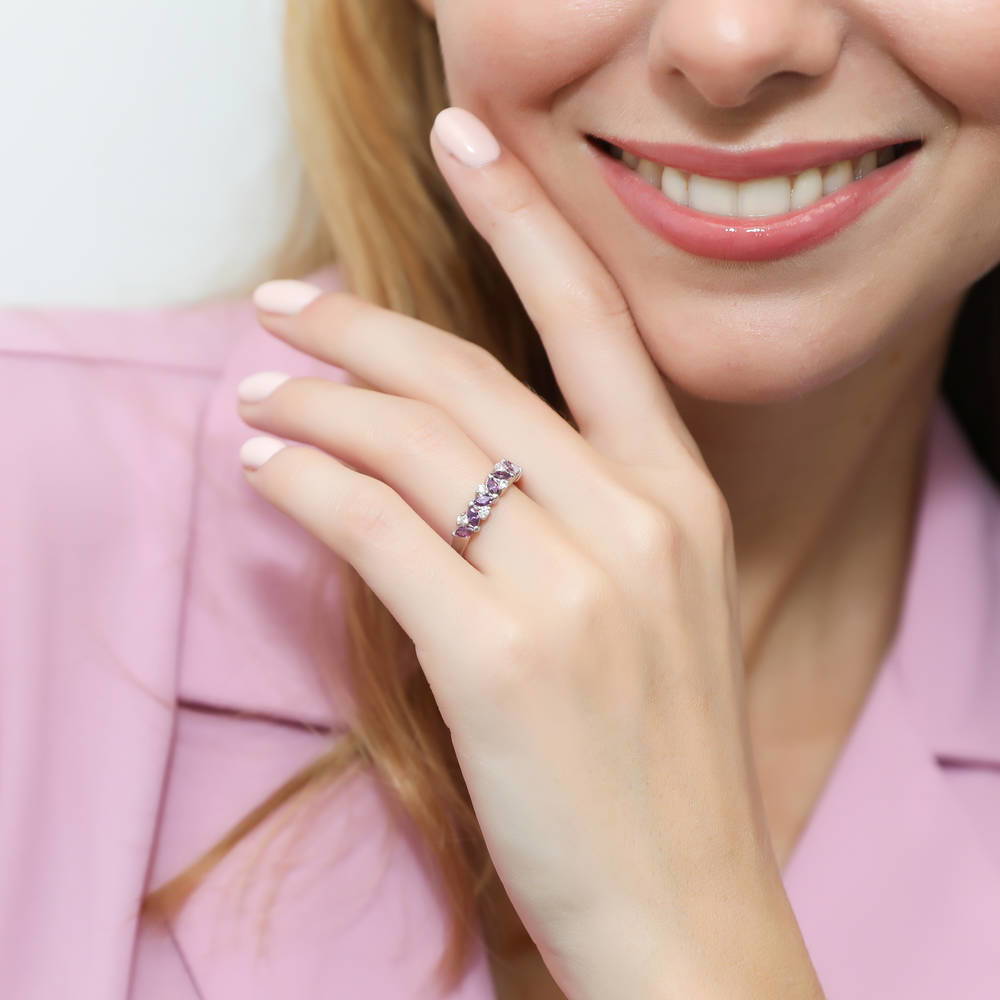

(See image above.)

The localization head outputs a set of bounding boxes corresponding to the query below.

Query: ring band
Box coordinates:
[450,459,522,556]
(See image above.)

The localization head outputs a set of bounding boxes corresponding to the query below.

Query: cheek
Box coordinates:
[878,0,1000,122]
[879,0,1000,269]
[436,0,1000,125]
[434,0,629,112]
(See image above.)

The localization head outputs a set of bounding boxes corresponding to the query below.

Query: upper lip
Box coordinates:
[589,133,921,181]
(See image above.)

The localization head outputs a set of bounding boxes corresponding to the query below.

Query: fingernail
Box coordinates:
[253,279,323,315]
[240,435,287,470]
[237,370,292,403]
[431,107,501,168]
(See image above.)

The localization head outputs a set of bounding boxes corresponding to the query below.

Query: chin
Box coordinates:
[636,316,881,407]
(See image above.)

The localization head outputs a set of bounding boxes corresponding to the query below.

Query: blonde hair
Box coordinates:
[139,0,572,991]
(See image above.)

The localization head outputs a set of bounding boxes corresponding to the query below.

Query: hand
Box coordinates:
[236,107,825,999]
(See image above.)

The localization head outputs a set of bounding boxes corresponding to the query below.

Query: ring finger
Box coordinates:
[236,373,586,587]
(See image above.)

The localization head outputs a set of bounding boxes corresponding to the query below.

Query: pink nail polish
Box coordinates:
[237,371,292,404]
[253,280,323,316]
[240,436,287,470]
[432,107,501,168]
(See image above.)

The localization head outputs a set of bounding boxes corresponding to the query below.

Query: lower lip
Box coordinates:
[589,140,920,262]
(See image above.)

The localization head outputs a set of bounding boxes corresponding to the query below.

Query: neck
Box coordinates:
[669,295,961,701]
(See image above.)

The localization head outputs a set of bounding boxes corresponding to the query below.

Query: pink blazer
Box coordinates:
[2,264,998,998]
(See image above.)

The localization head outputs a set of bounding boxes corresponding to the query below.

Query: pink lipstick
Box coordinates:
[586,133,924,262]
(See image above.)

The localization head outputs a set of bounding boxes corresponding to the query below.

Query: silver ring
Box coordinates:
[450,459,522,556]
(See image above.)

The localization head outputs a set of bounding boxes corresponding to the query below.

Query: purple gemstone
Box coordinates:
[486,476,503,492]
[492,466,512,480]
[466,508,481,526]
[476,489,497,504]
[454,526,473,537]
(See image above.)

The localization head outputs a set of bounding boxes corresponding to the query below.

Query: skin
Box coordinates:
[408,0,1000,853]
[238,1,1000,996]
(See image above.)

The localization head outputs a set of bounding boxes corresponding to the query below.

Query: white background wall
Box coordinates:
[0,0,304,308]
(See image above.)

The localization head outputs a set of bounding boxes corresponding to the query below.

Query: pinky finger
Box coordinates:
[240,436,491,657]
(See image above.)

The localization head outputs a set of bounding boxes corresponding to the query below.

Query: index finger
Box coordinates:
[430,106,698,466]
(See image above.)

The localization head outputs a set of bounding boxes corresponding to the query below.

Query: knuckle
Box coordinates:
[436,338,506,390]
[477,618,537,696]
[491,181,539,220]
[557,272,632,325]
[334,476,398,545]
[395,401,456,458]
[619,499,683,566]
[484,606,533,655]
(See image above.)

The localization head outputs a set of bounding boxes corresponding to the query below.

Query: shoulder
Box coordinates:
[0,262,347,372]
[1,260,353,725]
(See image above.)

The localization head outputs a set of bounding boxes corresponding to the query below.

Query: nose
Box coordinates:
[648,0,846,108]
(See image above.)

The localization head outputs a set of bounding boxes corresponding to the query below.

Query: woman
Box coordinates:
[2,0,998,997]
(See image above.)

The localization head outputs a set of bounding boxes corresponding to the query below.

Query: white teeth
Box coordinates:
[822,159,854,196]
[620,147,897,218]
[660,165,688,206]
[791,168,823,210]
[737,175,792,218]
[636,158,662,186]
[687,174,738,215]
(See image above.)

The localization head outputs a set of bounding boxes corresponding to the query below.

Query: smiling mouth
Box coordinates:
[585,134,924,219]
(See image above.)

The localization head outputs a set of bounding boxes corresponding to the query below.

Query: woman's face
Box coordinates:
[414,0,1000,404]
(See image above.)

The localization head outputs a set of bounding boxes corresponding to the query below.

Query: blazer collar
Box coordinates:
[782,394,1000,997]
[890,395,1000,768]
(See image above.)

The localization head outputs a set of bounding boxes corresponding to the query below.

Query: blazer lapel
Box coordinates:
[782,395,1000,998]
[782,648,1000,998]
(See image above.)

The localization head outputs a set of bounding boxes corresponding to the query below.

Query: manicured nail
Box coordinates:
[237,371,292,403]
[431,107,501,168]
[253,279,323,315]
[240,435,287,470]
